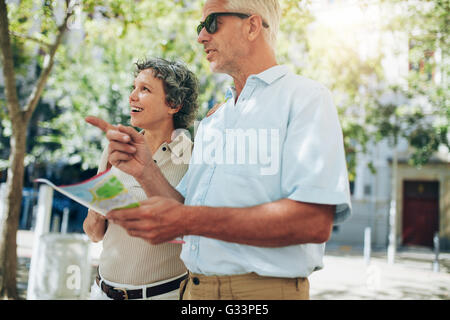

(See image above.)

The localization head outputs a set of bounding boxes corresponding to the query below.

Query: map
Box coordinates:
[35,169,140,216]
[35,169,185,244]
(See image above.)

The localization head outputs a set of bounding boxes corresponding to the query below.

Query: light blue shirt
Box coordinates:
[176,65,351,278]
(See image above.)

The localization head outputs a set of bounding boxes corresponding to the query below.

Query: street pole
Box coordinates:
[364,227,372,265]
[27,184,53,299]
[61,207,69,234]
[433,232,440,272]
[387,145,398,265]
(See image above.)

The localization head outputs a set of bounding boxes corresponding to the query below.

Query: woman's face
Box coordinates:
[129,69,175,130]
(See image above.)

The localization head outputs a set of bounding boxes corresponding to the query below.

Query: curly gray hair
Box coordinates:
[134,58,199,129]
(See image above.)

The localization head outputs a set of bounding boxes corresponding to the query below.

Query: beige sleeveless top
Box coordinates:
[97,131,192,285]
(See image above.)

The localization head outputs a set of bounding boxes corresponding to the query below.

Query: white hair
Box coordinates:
[224,0,281,48]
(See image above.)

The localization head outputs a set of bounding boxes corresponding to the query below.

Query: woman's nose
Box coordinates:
[129,88,138,101]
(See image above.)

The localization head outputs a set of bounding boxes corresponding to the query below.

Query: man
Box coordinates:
[87,0,351,300]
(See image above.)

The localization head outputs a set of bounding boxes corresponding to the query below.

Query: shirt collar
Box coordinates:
[140,129,192,159]
[226,65,290,98]
[250,65,290,85]
[165,129,193,158]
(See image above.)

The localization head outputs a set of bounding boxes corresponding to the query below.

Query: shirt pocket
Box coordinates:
[222,163,261,178]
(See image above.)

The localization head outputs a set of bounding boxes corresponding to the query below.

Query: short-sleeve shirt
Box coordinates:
[176,65,352,278]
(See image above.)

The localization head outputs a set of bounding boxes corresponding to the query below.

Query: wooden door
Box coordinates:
[402,181,439,248]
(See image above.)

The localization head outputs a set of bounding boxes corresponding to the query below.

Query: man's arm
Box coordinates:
[107,197,335,247]
[189,199,335,247]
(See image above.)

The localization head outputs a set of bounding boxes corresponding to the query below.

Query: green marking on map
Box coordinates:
[90,176,125,202]
[115,202,140,210]
[97,176,124,198]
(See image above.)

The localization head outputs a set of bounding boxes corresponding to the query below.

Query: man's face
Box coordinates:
[197,0,248,74]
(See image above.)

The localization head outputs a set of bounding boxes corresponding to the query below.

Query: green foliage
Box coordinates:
[1,0,222,170]
[0,0,448,178]
[372,0,450,166]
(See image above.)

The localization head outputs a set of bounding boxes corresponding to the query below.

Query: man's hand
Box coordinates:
[106,196,186,245]
[85,116,154,180]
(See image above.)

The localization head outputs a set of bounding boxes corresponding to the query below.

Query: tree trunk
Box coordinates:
[0,119,27,299]
[0,0,72,299]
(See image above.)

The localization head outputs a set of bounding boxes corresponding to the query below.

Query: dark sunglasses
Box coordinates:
[197,12,269,35]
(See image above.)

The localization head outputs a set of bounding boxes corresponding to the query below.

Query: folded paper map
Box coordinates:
[35,169,184,244]
[35,169,140,216]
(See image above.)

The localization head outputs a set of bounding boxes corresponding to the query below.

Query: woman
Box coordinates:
[83,58,198,300]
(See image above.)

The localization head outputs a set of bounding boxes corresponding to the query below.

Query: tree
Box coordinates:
[298,0,449,177]
[0,0,75,299]
[372,0,449,166]
[289,0,385,180]
[0,0,221,300]
[18,0,222,170]
[365,0,449,262]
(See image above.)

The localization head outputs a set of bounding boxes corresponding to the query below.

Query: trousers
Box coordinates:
[179,272,309,300]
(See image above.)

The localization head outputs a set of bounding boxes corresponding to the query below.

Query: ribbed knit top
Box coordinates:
[97,131,192,285]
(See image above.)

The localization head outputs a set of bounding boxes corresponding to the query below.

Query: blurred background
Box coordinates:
[0,0,448,300]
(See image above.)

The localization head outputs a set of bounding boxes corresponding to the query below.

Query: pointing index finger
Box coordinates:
[117,124,145,144]
[85,116,117,133]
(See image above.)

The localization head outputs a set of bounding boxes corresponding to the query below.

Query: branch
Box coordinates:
[23,4,75,121]
[0,0,21,122]
[8,31,52,51]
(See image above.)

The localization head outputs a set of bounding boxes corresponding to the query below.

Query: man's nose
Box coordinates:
[197,27,210,44]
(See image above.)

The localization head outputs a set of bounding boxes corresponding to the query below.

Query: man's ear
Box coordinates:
[247,15,264,41]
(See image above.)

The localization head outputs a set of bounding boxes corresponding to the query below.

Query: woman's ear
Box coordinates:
[168,104,182,115]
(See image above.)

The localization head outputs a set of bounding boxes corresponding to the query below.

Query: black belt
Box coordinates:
[95,270,187,300]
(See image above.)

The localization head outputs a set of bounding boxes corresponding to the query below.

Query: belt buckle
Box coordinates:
[113,287,129,300]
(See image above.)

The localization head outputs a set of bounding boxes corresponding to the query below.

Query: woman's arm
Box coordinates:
[83,209,107,242]
[82,142,112,242]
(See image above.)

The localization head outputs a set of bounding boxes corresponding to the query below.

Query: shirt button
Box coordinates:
[154,160,157,163]
[192,277,200,285]
[162,147,167,151]
[191,245,197,251]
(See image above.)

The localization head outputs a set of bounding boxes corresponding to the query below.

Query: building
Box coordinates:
[330,139,450,251]
[308,0,450,251]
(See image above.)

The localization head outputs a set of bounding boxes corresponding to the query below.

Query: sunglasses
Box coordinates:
[197,12,269,35]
